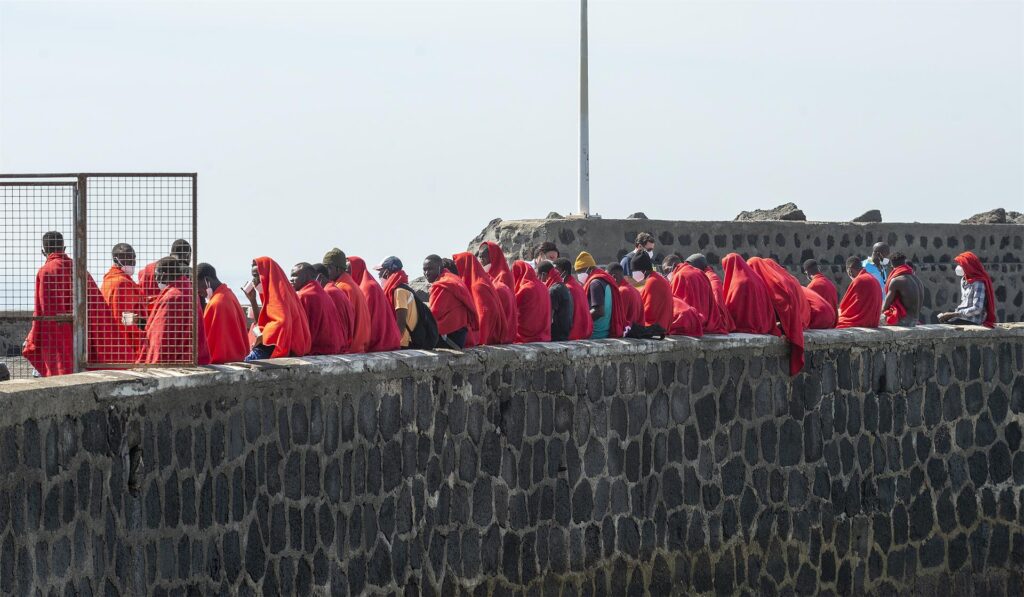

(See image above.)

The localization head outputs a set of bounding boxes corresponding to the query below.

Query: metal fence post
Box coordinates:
[192,173,198,365]
[72,175,88,371]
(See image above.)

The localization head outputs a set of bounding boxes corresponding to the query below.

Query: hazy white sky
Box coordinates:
[1,0,1021,285]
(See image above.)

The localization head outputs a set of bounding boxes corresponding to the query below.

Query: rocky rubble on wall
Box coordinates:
[852,210,882,223]
[734,202,807,222]
[961,208,1024,225]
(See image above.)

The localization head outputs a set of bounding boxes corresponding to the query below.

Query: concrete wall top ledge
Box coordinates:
[2,324,1021,421]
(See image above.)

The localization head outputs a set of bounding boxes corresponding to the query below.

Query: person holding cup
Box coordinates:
[100,242,147,363]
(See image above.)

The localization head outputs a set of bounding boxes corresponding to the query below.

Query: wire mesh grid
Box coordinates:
[85,175,197,368]
[0,183,76,378]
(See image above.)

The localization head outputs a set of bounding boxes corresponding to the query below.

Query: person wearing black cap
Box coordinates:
[376,257,418,348]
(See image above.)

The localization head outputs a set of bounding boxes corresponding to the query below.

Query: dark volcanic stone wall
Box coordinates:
[472,219,1024,324]
[0,325,1022,595]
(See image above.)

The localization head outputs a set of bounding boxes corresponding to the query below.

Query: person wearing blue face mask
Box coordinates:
[861,242,891,300]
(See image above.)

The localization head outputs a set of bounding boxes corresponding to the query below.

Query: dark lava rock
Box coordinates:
[852,210,882,223]
[627,212,648,220]
[961,208,1019,224]
[734,202,806,222]
[546,212,563,219]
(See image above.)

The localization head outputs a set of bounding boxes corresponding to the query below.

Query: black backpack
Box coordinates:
[399,284,440,350]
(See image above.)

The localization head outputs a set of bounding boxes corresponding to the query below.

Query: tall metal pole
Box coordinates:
[578,0,590,216]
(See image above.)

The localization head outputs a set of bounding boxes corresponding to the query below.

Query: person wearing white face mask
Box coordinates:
[619,232,657,280]
[861,242,891,300]
[100,242,147,363]
[630,251,674,332]
[196,262,249,363]
[937,251,996,327]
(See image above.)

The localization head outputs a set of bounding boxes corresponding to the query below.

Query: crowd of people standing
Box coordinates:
[21,230,998,378]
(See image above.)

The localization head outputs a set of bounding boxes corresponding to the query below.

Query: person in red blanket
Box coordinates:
[423,254,477,348]
[243,256,312,360]
[196,263,249,364]
[348,256,402,352]
[670,297,704,337]
[555,258,593,340]
[477,242,519,344]
[291,262,346,355]
[573,252,625,339]
[323,249,370,353]
[747,257,808,375]
[670,254,731,335]
[510,260,552,343]
[608,263,643,329]
[141,257,211,365]
[721,253,779,336]
[23,232,76,376]
[631,252,673,332]
[881,253,922,327]
[138,239,191,305]
[803,259,839,313]
[312,262,355,352]
[100,243,147,363]
[803,286,838,329]
[938,251,997,328]
[453,252,508,346]
[837,257,883,329]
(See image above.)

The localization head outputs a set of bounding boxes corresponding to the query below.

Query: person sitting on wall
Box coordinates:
[510,260,552,343]
[803,285,838,330]
[574,252,626,339]
[619,232,657,278]
[661,254,681,279]
[881,253,923,327]
[141,257,211,365]
[196,262,249,364]
[937,251,997,328]
[720,253,778,336]
[348,256,402,352]
[837,257,883,329]
[243,256,312,361]
[377,257,422,350]
[670,255,731,335]
[477,242,519,344]
[323,249,370,354]
[312,262,355,350]
[747,257,809,375]
[100,242,147,363]
[557,258,593,341]
[291,262,346,355]
[862,242,891,301]
[608,262,643,328]
[531,241,560,270]
[803,259,839,314]
[453,252,508,346]
[631,251,674,332]
[538,261,574,342]
[423,254,477,349]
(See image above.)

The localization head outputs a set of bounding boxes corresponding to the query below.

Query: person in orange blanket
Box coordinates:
[243,256,312,360]
[837,257,883,329]
[323,249,371,353]
[196,263,249,364]
[453,252,508,346]
[291,262,347,355]
[938,251,997,328]
[881,253,922,327]
[138,239,191,304]
[574,252,625,339]
[511,260,552,343]
[477,242,519,344]
[747,257,809,375]
[721,253,779,336]
[803,286,838,329]
[556,258,593,340]
[631,252,673,332]
[608,263,643,328]
[424,254,478,348]
[100,243,148,363]
[312,262,355,347]
[803,259,839,313]
[348,256,402,352]
[141,257,211,365]
[670,255,731,335]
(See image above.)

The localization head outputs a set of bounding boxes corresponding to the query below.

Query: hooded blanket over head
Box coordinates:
[142,278,212,365]
[747,257,808,375]
[429,270,478,337]
[564,274,594,340]
[322,283,354,353]
[954,252,996,328]
[480,242,519,343]
[671,296,704,337]
[333,271,370,353]
[583,269,626,339]
[617,278,644,328]
[453,252,508,346]
[640,272,674,331]
[803,286,837,330]
[297,280,347,355]
[511,261,552,343]
[254,256,312,358]
[203,284,249,364]
[671,263,730,335]
[349,256,402,352]
[807,273,839,312]
[721,254,779,336]
[837,270,882,329]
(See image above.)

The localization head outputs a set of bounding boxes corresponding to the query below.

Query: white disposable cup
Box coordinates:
[122,312,136,326]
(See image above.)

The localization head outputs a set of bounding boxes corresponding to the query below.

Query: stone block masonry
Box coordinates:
[0,324,1022,595]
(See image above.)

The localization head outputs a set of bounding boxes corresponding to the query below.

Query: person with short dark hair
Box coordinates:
[532,242,560,269]
[323,249,369,353]
[291,262,346,355]
[138,239,192,303]
[881,253,922,327]
[862,242,891,300]
[803,258,839,314]
[424,254,477,348]
[662,254,681,278]
[557,258,593,340]
[619,232,657,277]
[631,251,673,332]
[608,262,643,327]
[142,257,211,365]
[837,256,882,328]
[196,262,249,364]
[22,232,74,376]
[539,260,574,341]
[100,242,147,363]
[938,251,996,327]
